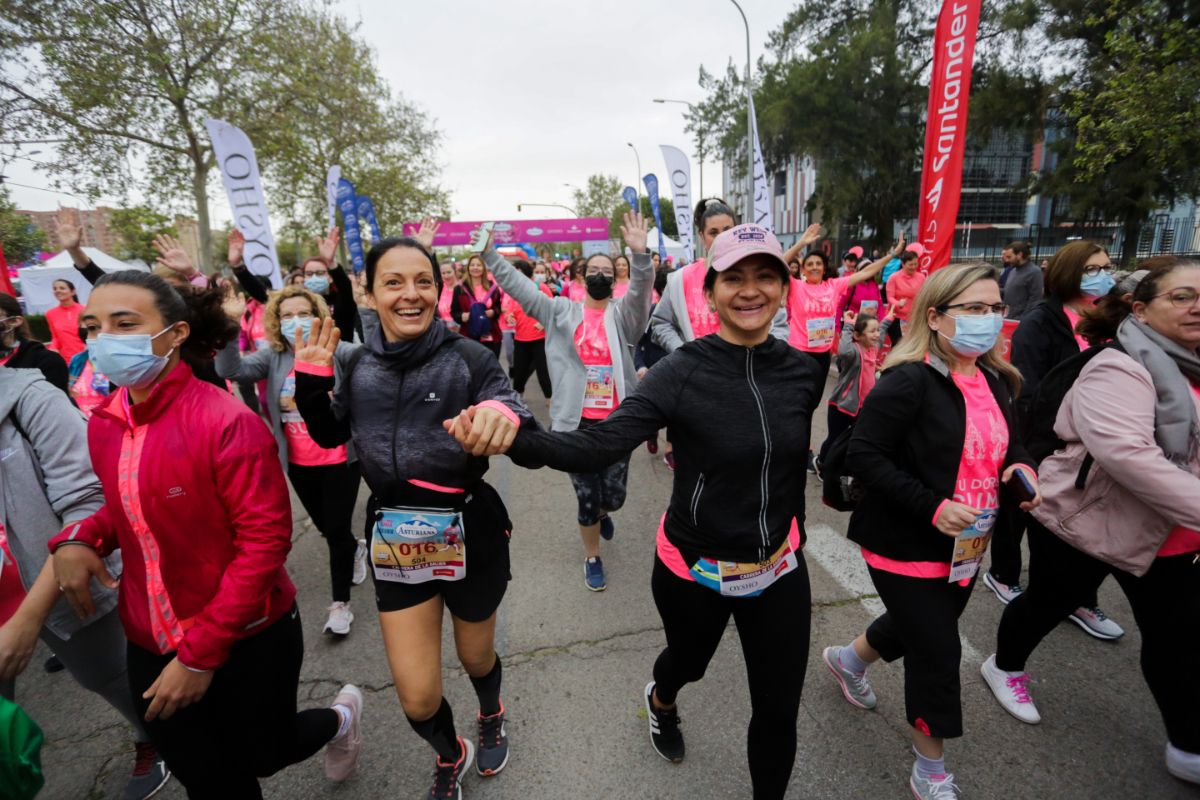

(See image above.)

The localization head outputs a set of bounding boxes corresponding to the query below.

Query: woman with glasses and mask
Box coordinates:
[821,264,1040,800]
[984,262,1200,786]
[215,285,366,639]
[986,242,1126,641]
[482,213,653,592]
[0,294,69,394]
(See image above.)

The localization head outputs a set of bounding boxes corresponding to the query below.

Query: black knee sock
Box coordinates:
[468,655,502,716]
[406,697,460,761]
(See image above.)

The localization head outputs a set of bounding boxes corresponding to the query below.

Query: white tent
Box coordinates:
[634,229,689,263]
[17,248,146,314]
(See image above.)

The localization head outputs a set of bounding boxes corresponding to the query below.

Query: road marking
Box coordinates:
[805,523,984,666]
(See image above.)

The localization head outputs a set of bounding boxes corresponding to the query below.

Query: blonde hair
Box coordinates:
[883,262,1021,393]
[263,284,330,352]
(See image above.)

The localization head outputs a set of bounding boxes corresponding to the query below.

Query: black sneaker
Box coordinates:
[44,654,65,673]
[806,450,817,474]
[644,681,684,763]
[428,736,474,800]
[476,701,509,776]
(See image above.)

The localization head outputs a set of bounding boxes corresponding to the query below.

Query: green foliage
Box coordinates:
[108,206,176,262]
[571,174,678,240]
[0,189,46,264]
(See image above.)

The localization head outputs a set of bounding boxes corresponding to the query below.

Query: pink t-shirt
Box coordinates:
[279,370,347,466]
[1062,307,1090,351]
[680,259,720,339]
[46,302,85,361]
[438,282,457,322]
[1159,385,1200,556]
[574,306,618,421]
[241,301,267,353]
[499,293,516,332]
[655,513,802,582]
[567,282,587,303]
[887,270,927,323]
[0,522,25,625]
[788,276,852,352]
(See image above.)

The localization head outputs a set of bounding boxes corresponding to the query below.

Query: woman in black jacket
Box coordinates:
[821,263,1041,800]
[0,293,69,393]
[988,241,1125,641]
[449,224,824,800]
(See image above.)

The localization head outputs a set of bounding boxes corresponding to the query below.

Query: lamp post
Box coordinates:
[626,142,642,206]
[653,98,704,198]
[729,0,754,223]
[516,202,579,217]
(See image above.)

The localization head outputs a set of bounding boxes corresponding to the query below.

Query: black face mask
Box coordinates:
[585,272,613,300]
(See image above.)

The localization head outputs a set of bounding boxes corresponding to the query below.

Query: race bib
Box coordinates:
[583,364,615,411]
[372,506,466,584]
[689,538,797,598]
[858,300,879,316]
[806,316,836,348]
[948,510,997,583]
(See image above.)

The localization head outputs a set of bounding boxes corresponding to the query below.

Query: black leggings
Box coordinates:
[651,554,811,800]
[988,509,1101,606]
[996,519,1200,752]
[510,338,552,397]
[864,567,976,739]
[288,461,362,603]
[127,607,339,799]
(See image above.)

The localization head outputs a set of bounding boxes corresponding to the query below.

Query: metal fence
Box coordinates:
[949,218,1200,265]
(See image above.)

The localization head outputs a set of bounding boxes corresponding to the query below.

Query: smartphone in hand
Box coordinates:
[471,222,496,254]
[1008,469,1037,504]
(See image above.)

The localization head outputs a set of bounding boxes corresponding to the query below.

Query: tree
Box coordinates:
[571,174,678,239]
[0,189,45,264]
[109,206,177,263]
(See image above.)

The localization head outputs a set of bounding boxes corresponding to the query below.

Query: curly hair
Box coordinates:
[262,284,330,352]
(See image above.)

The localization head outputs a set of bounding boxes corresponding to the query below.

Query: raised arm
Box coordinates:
[56,208,104,285]
[782,223,823,265]
[613,211,654,344]
[293,319,353,447]
[484,250,558,326]
[845,232,905,289]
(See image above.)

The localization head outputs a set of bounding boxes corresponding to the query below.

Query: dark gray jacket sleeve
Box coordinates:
[1004,265,1044,321]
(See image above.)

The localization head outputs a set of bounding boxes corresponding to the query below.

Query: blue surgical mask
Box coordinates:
[940,313,1004,357]
[534,274,546,284]
[304,276,330,294]
[1080,271,1115,298]
[87,326,177,389]
[280,317,314,346]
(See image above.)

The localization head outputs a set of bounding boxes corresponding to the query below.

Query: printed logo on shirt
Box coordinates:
[166,486,186,499]
[424,392,440,403]
[0,447,16,461]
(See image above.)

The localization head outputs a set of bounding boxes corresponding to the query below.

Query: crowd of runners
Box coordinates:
[1,194,1199,800]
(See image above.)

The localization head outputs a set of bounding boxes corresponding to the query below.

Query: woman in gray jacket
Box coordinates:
[216,285,366,638]
[0,366,169,799]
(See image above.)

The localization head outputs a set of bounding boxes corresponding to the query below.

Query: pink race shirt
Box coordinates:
[1062,307,1090,351]
[574,306,618,421]
[0,522,25,625]
[567,282,587,303]
[787,276,852,352]
[678,259,720,339]
[279,370,347,466]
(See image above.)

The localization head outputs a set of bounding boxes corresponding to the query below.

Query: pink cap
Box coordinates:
[708,224,787,273]
[905,242,927,257]
[848,246,864,259]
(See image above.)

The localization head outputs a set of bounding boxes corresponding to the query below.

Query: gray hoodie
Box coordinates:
[0,366,117,639]
[650,260,790,352]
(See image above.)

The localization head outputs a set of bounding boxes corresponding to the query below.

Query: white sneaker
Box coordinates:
[324,684,363,782]
[1068,606,1125,640]
[982,571,1024,605]
[980,654,1041,724]
[352,539,368,585]
[1166,743,1200,784]
[909,763,960,799]
[323,601,354,636]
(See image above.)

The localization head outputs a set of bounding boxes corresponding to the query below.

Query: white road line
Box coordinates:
[805,523,984,666]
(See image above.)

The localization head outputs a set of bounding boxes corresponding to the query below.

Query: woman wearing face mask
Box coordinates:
[215,285,366,638]
[46,279,86,361]
[0,294,69,394]
[821,264,1040,800]
[452,224,823,800]
[292,237,533,799]
[984,242,1125,641]
[51,271,364,796]
[453,255,504,357]
[983,262,1200,787]
[508,260,553,399]
[482,213,653,592]
[816,308,893,466]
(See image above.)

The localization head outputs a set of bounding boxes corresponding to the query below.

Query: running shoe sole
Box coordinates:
[644,681,683,764]
[822,646,875,710]
[982,572,1019,605]
[128,765,171,800]
[1066,612,1124,641]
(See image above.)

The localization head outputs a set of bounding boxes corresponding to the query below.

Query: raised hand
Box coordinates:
[56,207,83,251]
[227,229,245,267]
[798,223,823,247]
[152,234,196,276]
[294,316,340,364]
[222,292,246,321]
[469,224,494,254]
[414,216,441,250]
[620,210,649,253]
[316,227,340,266]
[842,309,857,325]
[894,230,907,255]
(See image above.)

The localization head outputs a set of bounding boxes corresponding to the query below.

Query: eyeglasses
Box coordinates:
[938,302,1010,318]
[585,266,614,277]
[1082,264,1115,277]
[303,268,329,278]
[1152,287,1200,309]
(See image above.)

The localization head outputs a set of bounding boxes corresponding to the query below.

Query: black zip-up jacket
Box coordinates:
[846,357,1035,563]
[6,339,68,394]
[294,321,534,504]
[1010,298,1080,419]
[507,334,823,563]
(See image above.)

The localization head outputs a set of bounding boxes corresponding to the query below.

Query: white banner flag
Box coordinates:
[659,145,694,263]
[205,118,281,288]
[748,96,773,233]
[325,165,341,230]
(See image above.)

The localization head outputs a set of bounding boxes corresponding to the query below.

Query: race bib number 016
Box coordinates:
[689,538,797,598]
[583,364,615,410]
[372,506,466,584]
[807,316,836,348]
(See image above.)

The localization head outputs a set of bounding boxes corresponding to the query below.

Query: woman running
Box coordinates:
[45,279,86,361]
[482,213,653,592]
[215,285,367,638]
[450,223,823,800]
[453,255,504,357]
[50,271,362,797]
[0,294,69,394]
[293,236,533,799]
[821,264,1040,800]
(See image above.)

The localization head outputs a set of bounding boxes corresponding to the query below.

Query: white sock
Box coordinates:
[332,703,353,739]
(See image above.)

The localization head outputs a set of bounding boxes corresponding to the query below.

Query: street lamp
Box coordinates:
[653,98,704,198]
[626,142,642,205]
[729,0,755,223]
[517,202,579,217]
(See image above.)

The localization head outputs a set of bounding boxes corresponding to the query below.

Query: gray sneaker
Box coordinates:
[910,763,960,799]
[123,742,170,800]
[822,646,877,710]
[1068,606,1125,640]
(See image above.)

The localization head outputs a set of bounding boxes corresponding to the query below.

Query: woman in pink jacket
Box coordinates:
[984,261,1200,786]
[49,271,364,798]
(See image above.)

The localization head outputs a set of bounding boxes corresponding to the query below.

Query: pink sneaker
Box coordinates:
[324,684,364,781]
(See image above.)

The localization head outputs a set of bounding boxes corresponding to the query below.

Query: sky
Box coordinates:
[3,0,789,227]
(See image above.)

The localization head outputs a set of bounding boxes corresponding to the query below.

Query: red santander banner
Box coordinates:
[917,0,982,273]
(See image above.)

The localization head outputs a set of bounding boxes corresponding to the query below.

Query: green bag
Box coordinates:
[0,695,45,800]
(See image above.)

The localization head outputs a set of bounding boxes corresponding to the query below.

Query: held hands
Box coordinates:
[1003,464,1043,511]
[621,210,649,254]
[442,405,518,457]
[316,227,340,266]
[934,501,982,537]
[798,223,823,248]
[295,316,340,366]
[142,657,213,722]
[153,234,197,277]
[227,229,245,267]
[414,217,441,250]
[52,544,118,619]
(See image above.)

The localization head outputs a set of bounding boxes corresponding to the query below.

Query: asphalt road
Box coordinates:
[18,375,1200,800]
